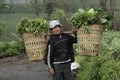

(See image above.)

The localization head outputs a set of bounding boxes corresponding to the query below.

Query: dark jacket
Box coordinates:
[44,32,77,69]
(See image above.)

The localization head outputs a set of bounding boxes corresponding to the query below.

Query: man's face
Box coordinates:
[51,25,61,34]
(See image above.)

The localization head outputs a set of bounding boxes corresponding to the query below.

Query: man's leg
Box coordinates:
[53,64,62,80]
[62,62,72,80]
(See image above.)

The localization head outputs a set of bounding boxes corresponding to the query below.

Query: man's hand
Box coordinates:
[49,68,54,75]
[72,28,77,34]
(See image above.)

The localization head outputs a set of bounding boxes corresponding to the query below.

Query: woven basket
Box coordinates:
[23,32,46,61]
[77,24,102,56]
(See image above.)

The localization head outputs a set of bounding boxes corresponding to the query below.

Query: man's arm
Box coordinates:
[47,44,54,75]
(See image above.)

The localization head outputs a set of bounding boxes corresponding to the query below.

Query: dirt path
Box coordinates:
[0,55,52,80]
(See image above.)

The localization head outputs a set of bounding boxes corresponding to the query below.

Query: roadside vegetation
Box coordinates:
[0,41,24,58]
[75,31,120,80]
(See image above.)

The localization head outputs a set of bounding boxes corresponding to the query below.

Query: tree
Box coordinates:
[99,0,107,11]
[30,0,45,17]
[33,0,39,16]
[30,0,39,17]
[9,0,14,13]
[81,0,87,9]
[0,19,5,36]
[0,2,6,40]
[45,2,54,19]
[110,0,116,30]
[1,3,8,9]
[44,0,73,19]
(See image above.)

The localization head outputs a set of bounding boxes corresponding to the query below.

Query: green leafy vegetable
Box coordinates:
[16,17,49,36]
[71,8,112,30]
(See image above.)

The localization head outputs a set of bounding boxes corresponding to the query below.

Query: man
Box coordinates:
[45,20,77,80]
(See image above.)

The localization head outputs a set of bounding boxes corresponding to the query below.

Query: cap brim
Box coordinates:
[49,25,62,30]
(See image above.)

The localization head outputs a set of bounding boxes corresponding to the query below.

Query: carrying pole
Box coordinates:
[45,31,73,36]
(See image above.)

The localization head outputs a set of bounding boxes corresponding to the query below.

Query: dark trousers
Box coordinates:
[53,62,72,80]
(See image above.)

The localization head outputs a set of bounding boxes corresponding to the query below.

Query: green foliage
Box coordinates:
[45,2,54,18]
[45,0,73,18]
[100,31,120,59]
[0,41,24,58]
[71,8,112,30]
[30,0,45,16]
[51,8,68,21]
[73,44,79,56]
[16,17,49,36]
[77,54,120,80]
[99,60,120,80]
[50,8,72,30]
[76,31,120,80]
[1,3,8,9]
[0,19,6,36]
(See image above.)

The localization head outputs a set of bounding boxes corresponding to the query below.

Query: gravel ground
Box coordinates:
[0,55,52,80]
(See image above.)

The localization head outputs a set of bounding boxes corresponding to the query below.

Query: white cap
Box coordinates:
[71,62,80,70]
[49,20,62,29]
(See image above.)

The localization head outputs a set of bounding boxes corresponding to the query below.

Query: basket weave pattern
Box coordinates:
[77,24,102,56]
[23,32,46,61]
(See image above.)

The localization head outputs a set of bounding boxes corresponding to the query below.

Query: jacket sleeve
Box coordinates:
[67,33,77,62]
[47,44,54,69]
[68,33,77,43]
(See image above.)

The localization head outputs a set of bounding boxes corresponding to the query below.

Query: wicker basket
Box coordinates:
[77,24,102,56]
[23,32,47,61]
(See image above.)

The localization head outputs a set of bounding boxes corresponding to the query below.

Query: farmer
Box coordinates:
[44,20,77,80]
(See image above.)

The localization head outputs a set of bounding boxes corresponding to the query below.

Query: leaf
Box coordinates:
[16,17,49,35]
[71,8,112,30]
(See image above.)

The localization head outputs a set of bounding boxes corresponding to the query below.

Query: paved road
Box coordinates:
[0,60,52,80]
